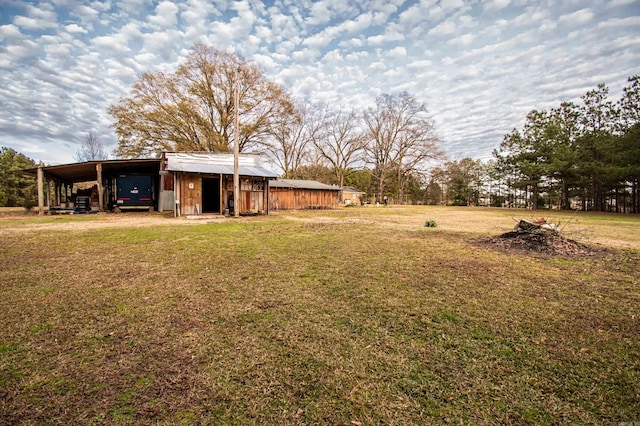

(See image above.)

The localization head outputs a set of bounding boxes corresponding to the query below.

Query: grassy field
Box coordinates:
[1,206,638,424]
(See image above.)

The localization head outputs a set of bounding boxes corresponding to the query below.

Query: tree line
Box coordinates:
[110,45,638,210]
[489,76,638,212]
[109,44,443,204]
[2,44,637,212]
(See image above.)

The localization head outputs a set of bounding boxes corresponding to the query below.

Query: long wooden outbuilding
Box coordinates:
[26,152,279,216]
[269,179,340,210]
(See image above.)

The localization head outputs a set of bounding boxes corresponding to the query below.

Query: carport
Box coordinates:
[26,159,161,214]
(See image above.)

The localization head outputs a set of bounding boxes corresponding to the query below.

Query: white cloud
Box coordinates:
[13,13,58,31]
[92,34,132,54]
[291,48,319,62]
[68,4,100,28]
[142,31,181,61]
[345,50,368,61]
[306,1,333,26]
[5,40,40,62]
[367,31,405,46]
[341,13,374,34]
[558,8,595,26]
[339,38,364,48]
[447,33,475,47]
[252,53,277,71]
[407,59,433,69]
[148,1,180,29]
[0,24,23,40]
[597,16,640,30]
[428,20,457,37]
[608,0,637,6]
[64,24,87,34]
[483,0,511,13]
[322,49,344,64]
[302,31,335,49]
[388,46,406,58]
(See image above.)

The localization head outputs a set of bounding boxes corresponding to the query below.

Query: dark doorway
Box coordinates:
[202,177,221,213]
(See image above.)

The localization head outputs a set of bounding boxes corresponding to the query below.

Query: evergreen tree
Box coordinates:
[0,147,37,208]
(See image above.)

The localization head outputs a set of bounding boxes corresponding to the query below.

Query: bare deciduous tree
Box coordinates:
[263,100,318,179]
[313,108,366,189]
[75,132,107,162]
[109,44,294,158]
[363,92,442,202]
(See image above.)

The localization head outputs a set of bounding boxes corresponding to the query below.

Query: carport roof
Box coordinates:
[25,159,161,184]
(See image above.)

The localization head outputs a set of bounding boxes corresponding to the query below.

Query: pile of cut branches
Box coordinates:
[477,217,599,257]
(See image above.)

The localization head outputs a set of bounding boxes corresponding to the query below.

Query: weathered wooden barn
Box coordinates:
[269,179,340,210]
[160,152,278,216]
[27,152,278,216]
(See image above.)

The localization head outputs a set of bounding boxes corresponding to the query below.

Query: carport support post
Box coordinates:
[96,162,104,212]
[37,166,44,215]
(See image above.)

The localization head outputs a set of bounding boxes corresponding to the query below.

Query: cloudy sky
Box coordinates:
[0,0,639,166]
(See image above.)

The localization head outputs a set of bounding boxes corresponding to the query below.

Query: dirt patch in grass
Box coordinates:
[476,231,606,257]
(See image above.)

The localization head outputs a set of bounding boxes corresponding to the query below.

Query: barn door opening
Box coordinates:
[202,177,220,213]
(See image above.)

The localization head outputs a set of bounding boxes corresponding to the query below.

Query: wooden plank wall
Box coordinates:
[177,174,269,215]
[239,190,265,213]
[269,189,339,210]
[179,173,202,215]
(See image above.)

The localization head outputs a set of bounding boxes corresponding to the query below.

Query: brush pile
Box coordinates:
[478,217,598,257]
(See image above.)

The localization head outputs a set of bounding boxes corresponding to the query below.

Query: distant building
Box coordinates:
[341,186,365,205]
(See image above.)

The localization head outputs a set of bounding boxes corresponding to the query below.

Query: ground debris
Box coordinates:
[477,230,601,257]
[513,217,558,234]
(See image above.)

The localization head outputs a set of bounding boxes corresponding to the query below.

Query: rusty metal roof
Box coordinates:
[24,159,161,183]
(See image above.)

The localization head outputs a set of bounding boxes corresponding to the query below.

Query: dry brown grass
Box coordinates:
[1,206,639,424]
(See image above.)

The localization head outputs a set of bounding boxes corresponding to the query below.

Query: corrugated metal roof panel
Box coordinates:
[270,179,340,191]
[165,152,278,178]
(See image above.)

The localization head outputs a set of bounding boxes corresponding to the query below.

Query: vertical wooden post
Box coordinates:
[54,180,60,207]
[96,162,104,212]
[264,178,269,215]
[219,174,223,214]
[174,172,180,217]
[233,67,240,218]
[37,167,44,215]
[46,178,51,210]
[158,173,165,212]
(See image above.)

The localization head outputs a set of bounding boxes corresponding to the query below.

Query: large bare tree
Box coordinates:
[363,92,442,202]
[109,44,294,158]
[263,100,318,178]
[313,108,366,189]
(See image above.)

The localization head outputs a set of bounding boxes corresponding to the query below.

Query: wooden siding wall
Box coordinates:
[175,174,269,215]
[239,190,265,213]
[269,189,339,210]
[179,173,202,215]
